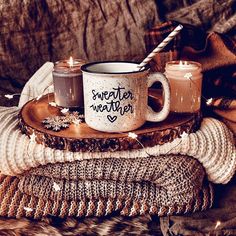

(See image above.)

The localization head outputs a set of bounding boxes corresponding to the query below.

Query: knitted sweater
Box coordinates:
[28,154,204,188]
[0,107,235,184]
[0,174,214,219]
[20,155,204,204]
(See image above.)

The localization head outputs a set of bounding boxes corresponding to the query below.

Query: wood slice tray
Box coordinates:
[19,93,202,152]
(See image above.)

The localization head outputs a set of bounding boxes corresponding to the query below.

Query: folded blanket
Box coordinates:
[0,174,214,219]
[20,155,204,202]
[0,155,214,219]
[28,154,203,185]
[0,107,235,184]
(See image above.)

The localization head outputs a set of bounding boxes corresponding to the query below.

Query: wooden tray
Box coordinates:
[19,93,201,152]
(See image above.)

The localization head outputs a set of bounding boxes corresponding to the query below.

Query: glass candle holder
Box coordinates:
[53,58,85,108]
[165,61,203,113]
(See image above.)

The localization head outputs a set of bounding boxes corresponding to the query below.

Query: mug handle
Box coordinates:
[146,72,170,122]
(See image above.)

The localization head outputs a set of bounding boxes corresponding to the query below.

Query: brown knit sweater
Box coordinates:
[14,154,213,218]
[0,175,214,219]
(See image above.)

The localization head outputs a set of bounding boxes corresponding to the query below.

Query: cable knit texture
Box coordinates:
[0,175,214,219]
[0,107,235,184]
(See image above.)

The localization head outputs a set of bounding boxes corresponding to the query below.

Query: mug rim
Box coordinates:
[81,60,149,74]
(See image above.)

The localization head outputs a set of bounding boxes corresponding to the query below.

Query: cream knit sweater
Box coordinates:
[0,106,235,184]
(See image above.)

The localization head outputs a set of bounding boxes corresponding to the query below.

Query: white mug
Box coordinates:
[81,61,170,133]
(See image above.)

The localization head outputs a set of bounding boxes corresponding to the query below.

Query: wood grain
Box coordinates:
[19,93,201,152]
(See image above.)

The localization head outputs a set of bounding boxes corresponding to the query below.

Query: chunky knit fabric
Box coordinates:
[20,155,204,203]
[0,175,214,219]
[0,107,235,184]
[28,155,204,187]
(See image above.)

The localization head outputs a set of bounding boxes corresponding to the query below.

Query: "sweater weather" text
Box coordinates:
[90,86,134,119]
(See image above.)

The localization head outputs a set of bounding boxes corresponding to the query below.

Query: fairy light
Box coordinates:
[4,94,14,99]
[206,98,213,106]
[184,72,195,113]
[73,119,82,125]
[49,101,57,107]
[35,94,43,101]
[23,207,33,212]
[183,71,211,106]
[61,108,69,114]
[53,182,61,192]
[126,130,191,156]
[184,72,192,80]
[127,132,152,156]
[180,131,189,140]
[165,131,190,155]
[29,132,36,143]
[215,220,221,229]
[0,200,56,217]
[4,93,21,99]
[128,132,138,139]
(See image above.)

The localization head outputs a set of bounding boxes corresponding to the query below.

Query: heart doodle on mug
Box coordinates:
[107,115,117,123]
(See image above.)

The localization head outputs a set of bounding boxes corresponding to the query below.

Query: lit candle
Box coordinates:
[53,57,85,108]
[165,60,203,113]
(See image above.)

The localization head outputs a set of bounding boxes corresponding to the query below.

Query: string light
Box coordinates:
[184,72,192,80]
[4,94,14,99]
[23,207,33,212]
[61,108,69,114]
[35,94,43,101]
[128,132,138,139]
[127,132,152,156]
[4,93,21,99]
[215,220,221,229]
[27,132,37,157]
[12,86,192,160]
[206,98,213,106]
[180,131,189,140]
[29,132,36,143]
[49,101,57,107]
[73,119,83,125]
[183,72,211,106]
[0,83,223,221]
[53,182,61,192]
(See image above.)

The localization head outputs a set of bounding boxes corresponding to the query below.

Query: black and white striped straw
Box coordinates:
[136,24,183,70]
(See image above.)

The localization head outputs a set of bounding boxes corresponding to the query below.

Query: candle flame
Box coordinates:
[68,56,74,67]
